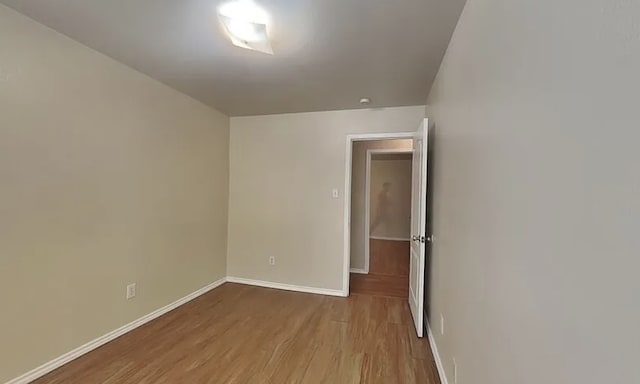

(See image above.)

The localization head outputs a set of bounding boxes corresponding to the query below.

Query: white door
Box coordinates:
[409,118,429,337]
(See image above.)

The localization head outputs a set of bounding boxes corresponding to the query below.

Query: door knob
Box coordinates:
[413,235,430,243]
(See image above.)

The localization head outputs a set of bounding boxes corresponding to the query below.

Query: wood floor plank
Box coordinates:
[31,283,439,384]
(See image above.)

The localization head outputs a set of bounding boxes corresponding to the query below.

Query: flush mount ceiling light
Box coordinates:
[218,0,273,54]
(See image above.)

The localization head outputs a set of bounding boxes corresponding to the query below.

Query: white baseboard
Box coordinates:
[227,276,346,297]
[427,322,448,384]
[5,277,227,384]
[369,236,410,242]
[349,268,368,274]
[6,276,347,384]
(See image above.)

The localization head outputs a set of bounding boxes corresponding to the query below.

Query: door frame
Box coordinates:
[342,132,414,296]
[363,148,413,274]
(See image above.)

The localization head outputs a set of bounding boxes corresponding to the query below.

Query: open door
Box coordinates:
[409,118,429,337]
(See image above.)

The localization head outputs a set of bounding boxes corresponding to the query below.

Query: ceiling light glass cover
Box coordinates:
[218,1,273,54]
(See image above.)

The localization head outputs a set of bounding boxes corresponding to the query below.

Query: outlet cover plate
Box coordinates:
[126,283,136,299]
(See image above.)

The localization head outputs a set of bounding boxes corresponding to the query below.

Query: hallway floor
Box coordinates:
[350,239,410,298]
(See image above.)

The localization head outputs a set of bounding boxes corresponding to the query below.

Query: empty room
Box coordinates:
[1,1,638,384]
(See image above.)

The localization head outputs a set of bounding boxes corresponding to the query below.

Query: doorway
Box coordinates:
[349,145,413,298]
[366,150,414,271]
[343,120,431,337]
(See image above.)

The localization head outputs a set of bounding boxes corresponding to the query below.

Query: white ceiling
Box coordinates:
[1,0,466,116]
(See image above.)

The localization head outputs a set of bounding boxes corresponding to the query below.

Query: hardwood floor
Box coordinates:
[350,239,410,298]
[32,283,440,384]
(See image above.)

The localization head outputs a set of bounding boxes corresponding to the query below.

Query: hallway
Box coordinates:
[350,239,410,298]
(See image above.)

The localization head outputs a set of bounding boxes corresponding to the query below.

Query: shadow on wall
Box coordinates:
[370,181,392,235]
[368,154,413,240]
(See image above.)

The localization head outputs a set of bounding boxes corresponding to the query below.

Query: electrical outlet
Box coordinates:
[440,314,445,335]
[126,283,136,299]
[269,256,276,266]
[453,358,458,384]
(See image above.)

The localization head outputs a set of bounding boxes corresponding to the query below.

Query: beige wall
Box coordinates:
[228,107,424,291]
[426,0,640,383]
[350,140,412,270]
[0,5,229,382]
[369,155,412,240]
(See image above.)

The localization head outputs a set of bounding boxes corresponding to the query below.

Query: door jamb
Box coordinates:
[343,132,414,296]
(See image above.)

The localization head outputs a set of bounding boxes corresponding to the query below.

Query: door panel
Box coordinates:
[409,118,429,337]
